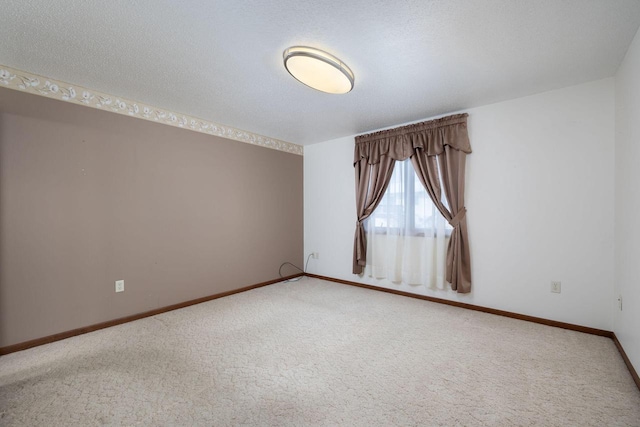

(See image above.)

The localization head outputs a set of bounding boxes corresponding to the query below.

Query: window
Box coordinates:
[364,159,450,287]
[367,159,452,236]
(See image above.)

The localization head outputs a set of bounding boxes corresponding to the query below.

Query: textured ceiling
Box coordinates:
[1,0,640,146]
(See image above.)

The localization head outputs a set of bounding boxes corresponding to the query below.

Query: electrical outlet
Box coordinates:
[551,281,561,293]
[115,280,124,293]
[312,252,319,259]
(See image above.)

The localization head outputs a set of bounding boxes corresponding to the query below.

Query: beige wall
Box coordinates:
[0,87,303,347]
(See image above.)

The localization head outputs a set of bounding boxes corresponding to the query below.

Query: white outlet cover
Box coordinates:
[115,280,124,293]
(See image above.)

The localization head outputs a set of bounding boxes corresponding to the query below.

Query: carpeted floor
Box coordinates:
[1,277,639,426]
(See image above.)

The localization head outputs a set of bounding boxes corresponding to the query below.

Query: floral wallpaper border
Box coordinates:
[0,65,303,156]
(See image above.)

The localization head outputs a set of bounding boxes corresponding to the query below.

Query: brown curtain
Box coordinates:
[353,156,396,274]
[353,113,472,293]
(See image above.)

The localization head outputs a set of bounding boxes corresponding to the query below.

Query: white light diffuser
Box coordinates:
[283,46,354,94]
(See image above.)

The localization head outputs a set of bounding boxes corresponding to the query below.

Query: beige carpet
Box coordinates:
[1,277,639,426]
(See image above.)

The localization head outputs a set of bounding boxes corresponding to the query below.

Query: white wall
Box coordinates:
[615,27,640,372]
[305,78,615,331]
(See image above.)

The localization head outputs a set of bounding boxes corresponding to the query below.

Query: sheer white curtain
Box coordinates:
[364,159,451,289]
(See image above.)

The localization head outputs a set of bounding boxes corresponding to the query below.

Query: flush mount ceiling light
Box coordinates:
[283,46,354,94]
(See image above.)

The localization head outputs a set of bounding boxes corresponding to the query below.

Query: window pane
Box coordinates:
[413,184,431,230]
[369,159,451,235]
[373,163,404,228]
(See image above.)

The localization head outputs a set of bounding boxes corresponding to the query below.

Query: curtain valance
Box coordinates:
[354,113,471,165]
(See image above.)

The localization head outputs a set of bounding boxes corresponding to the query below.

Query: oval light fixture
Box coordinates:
[283,46,354,94]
